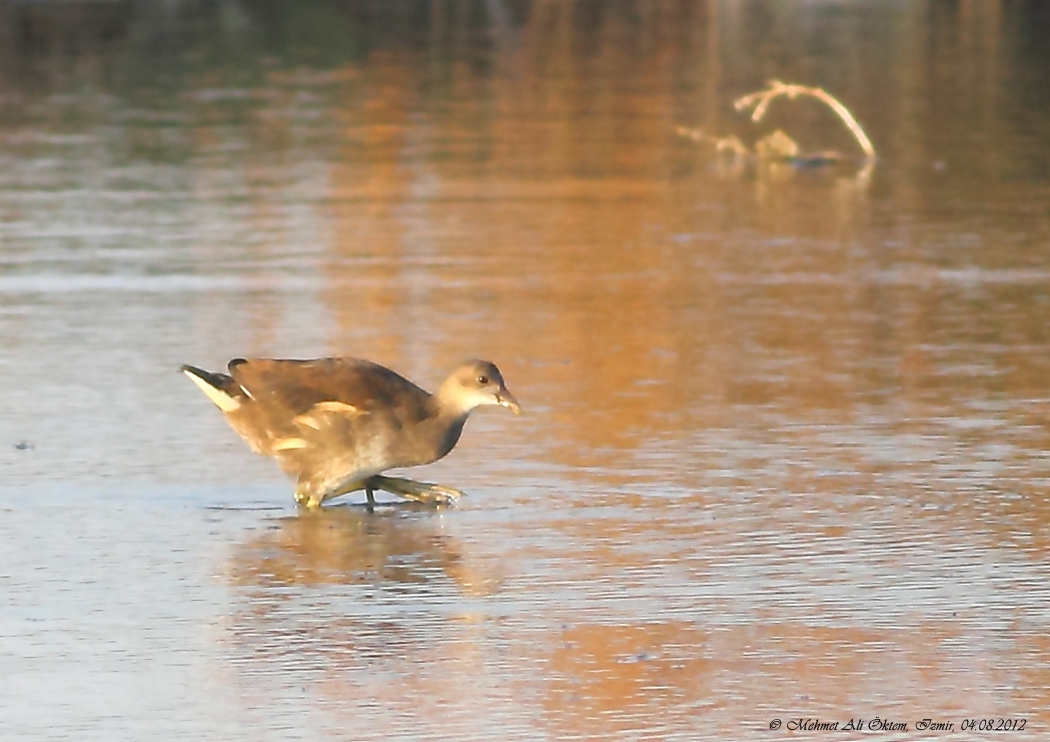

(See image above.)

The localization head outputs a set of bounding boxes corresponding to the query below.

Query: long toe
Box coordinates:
[414,484,463,506]
[370,475,464,506]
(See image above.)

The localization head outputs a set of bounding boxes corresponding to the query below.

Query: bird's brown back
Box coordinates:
[228,357,432,419]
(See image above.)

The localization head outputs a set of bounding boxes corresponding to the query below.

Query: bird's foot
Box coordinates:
[367,475,464,506]
[294,488,324,509]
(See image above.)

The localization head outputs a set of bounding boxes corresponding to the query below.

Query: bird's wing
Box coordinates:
[227,358,432,489]
[227,357,432,422]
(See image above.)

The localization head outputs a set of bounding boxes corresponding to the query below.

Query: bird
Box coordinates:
[181,356,520,508]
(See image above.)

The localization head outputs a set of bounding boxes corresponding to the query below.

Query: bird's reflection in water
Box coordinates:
[224,505,498,677]
[229,504,491,590]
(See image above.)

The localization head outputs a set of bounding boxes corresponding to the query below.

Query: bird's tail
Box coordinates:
[180,364,244,412]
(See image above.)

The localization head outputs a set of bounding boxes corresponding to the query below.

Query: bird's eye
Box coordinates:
[477,375,489,385]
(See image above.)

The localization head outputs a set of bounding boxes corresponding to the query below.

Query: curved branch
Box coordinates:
[735,80,875,159]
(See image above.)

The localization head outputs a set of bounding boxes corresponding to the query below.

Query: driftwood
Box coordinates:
[734,79,875,159]
[677,80,875,174]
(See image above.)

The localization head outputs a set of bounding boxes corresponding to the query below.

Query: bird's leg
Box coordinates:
[366,475,464,506]
[296,476,459,509]
[298,478,367,509]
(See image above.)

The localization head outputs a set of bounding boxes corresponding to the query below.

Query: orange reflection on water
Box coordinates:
[3,1,1050,739]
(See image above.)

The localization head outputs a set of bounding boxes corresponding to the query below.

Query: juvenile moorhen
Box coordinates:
[181,357,520,508]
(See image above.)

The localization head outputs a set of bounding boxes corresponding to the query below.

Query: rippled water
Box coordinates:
[2,1,1050,739]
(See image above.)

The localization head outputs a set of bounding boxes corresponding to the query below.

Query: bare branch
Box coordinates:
[734,79,875,159]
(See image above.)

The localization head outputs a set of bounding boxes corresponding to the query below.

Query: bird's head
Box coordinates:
[440,360,521,417]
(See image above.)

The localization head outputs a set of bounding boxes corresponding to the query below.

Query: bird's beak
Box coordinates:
[496,387,522,414]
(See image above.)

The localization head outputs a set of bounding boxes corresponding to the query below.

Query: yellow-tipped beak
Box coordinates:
[496,388,522,414]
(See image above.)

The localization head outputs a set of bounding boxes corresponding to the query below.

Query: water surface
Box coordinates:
[2,1,1050,739]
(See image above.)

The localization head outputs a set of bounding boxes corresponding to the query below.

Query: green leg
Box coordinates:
[367,474,464,506]
[295,476,461,509]
[297,478,366,509]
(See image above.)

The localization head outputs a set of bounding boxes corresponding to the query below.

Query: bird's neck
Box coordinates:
[434,413,468,461]
[416,399,470,463]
